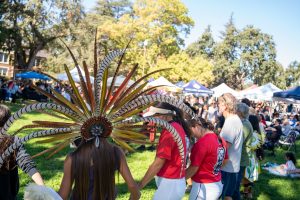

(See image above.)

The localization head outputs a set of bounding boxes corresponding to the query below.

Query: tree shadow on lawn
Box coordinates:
[253,172,300,200]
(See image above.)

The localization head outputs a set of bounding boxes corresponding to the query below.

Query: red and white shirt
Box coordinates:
[156,121,187,179]
[190,133,228,183]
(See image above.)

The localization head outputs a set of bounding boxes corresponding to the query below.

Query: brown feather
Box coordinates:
[104,64,138,112]
[105,40,131,108]
[93,29,98,80]
[83,60,95,112]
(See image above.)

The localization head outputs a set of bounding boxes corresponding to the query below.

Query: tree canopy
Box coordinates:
[0,0,83,71]
[187,15,288,89]
[152,52,214,85]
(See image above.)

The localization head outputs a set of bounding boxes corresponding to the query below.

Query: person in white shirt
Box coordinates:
[282,119,292,136]
[218,93,243,200]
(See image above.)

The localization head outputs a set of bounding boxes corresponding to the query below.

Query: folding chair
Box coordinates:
[279,131,297,152]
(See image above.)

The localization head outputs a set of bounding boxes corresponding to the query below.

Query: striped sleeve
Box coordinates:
[15,137,37,177]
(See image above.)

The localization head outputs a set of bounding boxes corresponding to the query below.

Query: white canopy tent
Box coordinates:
[240,83,282,101]
[212,83,239,97]
[147,76,181,92]
[272,97,300,104]
[57,67,94,83]
[107,75,135,87]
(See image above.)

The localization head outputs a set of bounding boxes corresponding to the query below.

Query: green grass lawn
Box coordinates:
[3,103,300,199]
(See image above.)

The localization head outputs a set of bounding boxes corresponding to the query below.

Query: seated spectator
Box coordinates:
[272,112,280,121]
[266,119,283,142]
[264,111,271,122]
[259,114,267,127]
[289,115,297,127]
[274,152,296,176]
[282,119,292,136]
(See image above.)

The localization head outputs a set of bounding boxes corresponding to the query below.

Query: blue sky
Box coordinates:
[83,0,300,68]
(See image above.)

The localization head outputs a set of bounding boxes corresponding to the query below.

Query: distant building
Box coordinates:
[0,51,13,77]
[0,50,48,78]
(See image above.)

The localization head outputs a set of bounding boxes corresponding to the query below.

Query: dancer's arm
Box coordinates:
[119,150,140,200]
[58,155,73,200]
[16,142,44,185]
[31,172,44,185]
[186,166,198,180]
[138,157,165,189]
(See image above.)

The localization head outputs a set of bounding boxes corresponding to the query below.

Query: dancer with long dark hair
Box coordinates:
[139,102,191,200]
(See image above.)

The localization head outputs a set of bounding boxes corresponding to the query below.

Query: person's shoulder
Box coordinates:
[197,133,214,144]
[64,154,73,166]
[224,115,241,126]
[170,121,185,133]
[170,121,180,128]
[243,119,253,129]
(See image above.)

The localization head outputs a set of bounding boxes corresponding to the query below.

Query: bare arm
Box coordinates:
[58,155,73,200]
[31,172,44,185]
[226,141,232,149]
[222,159,229,167]
[119,150,140,200]
[139,157,165,189]
[185,166,199,180]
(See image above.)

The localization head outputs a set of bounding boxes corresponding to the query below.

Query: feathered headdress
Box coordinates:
[0,37,197,172]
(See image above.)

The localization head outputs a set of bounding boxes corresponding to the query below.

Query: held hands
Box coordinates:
[137,182,143,190]
[129,191,141,200]
[128,182,142,200]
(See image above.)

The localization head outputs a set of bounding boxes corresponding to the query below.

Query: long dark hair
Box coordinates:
[155,102,192,138]
[71,138,121,200]
[249,115,260,133]
[0,104,11,127]
[285,152,296,165]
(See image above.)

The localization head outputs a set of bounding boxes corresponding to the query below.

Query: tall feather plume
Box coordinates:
[94,49,125,116]
[117,68,169,102]
[60,40,91,108]
[0,127,74,167]
[83,61,95,112]
[0,103,81,135]
[99,68,109,115]
[104,64,139,113]
[110,95,197,121]
[64,65,91,117]
[93,28,98,81]
[33,70,79,105]
[104,39,132,109]
[32,84,85,118]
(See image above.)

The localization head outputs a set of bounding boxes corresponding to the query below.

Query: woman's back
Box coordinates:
[156,121,187,179]
[70,140,121,200]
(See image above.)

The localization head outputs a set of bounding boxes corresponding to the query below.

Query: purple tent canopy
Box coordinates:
[182,80,213,94]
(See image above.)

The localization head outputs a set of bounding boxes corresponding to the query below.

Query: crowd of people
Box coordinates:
[0,78,73,103]
[1,86,300,199]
